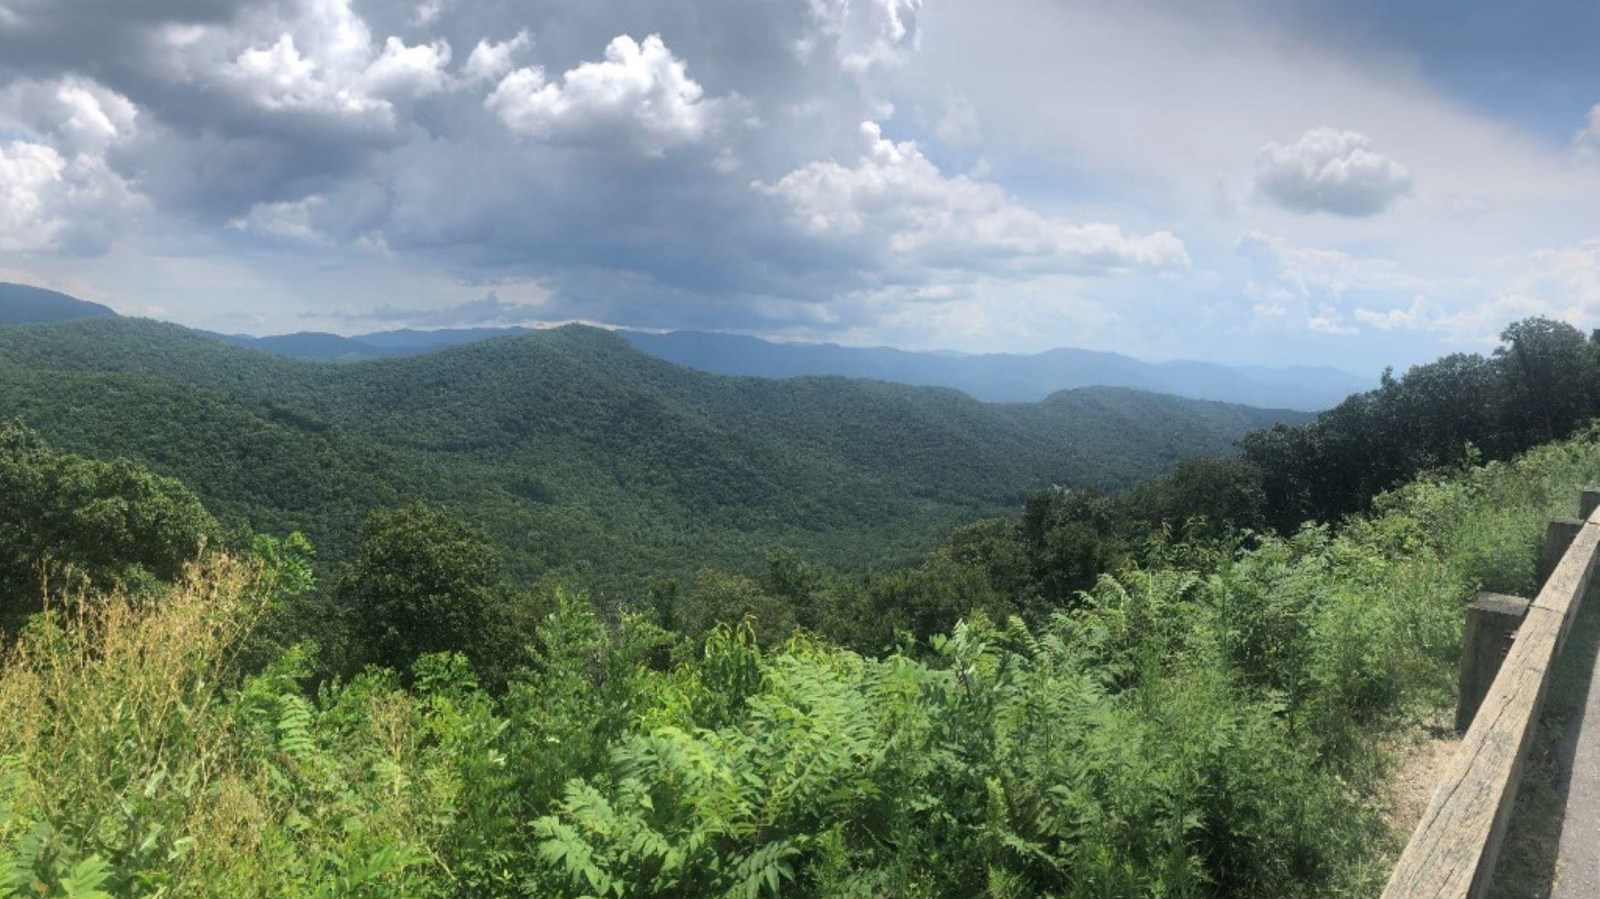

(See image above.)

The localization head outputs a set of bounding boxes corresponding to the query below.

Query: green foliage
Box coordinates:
[0,421,217,631]
[5,425,1597,896]
[10,312,1600,897]
[1243,317,1600,530]
[335,504,505,679]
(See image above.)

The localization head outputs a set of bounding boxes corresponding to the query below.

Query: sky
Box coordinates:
[1,0,1598,373]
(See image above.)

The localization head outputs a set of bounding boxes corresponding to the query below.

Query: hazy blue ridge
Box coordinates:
[620,329,1373,411]
[0,283,117,325]
[1,282,1365,408]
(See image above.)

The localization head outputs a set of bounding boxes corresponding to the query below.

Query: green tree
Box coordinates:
[1495,317,1595,443]
[1020,487,1129,603]
[677,568,796,646]
[1127,455,1267,536]
[335,504,504,677]
[0,421,217,631]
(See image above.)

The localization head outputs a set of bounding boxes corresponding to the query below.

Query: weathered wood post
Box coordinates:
[1386,491,1600,898]
[1582,486,1600,520]
[1455,593,1530,732]
[1543,517,1585,583]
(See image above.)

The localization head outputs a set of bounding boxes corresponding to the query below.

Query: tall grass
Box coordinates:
[2,429,1599,896]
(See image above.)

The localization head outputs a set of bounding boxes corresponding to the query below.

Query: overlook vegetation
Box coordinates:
[2,405,1598,896]
[6,308,1600,895]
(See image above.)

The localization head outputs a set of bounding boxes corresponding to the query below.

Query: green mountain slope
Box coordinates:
[0,317,1307,586]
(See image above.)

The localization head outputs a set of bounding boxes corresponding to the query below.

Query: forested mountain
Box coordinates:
[0,316,1302,587]
[0,283,117,325]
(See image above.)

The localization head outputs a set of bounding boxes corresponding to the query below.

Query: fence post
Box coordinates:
[1543,517,1585,583]
[1582,486,1600,520]
[1455,592,1530,733]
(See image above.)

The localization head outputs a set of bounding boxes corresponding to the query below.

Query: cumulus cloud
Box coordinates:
[0,140,142,253]
[463,30,529,83]
[1305,311,1358,335]
[485,34,715,154]
[0,74,144,254]
[802,0,923,74]
[209,2,452,128]
[1254,127,1413,216]
[757,121,1189,277]
[1518,240,1600,316]
[0,76,138,152]
[361,36,453,98]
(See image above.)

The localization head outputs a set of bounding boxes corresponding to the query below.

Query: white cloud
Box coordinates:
[803,0,924,74]
[485,34,715,153]
[1236,230,1426,300]
[1513,240,1600,320]
[463,31,530,83]
[412,0,447,28]
[0,75,144,254]
[1234,231,1443,336]
[1353,296,1439,331]
[0,76,138,153]
[1306,310,1358,335]
[227,195,330,244]
[0,142,65,251]
[361,36,453,99]
[0,140,142,253]
[224,32,451,122]
[225,35,379,118]
[757,121,1189,276]
[166,0,453,128]
[1255,127,1412,216]
[1347,240,1600,344]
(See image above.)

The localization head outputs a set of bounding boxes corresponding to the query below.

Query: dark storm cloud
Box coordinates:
[0,0,1190,337]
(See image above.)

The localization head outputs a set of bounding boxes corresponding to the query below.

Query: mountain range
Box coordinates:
[0,283,1311,587]
[224,327,1367,410]
[0,283,1367,409]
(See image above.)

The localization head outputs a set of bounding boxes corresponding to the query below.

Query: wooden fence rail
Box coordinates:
[1383,489,1600,899]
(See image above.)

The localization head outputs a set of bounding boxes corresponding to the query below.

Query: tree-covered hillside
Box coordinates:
[3,395,1596,897]
[0,318,1301,586]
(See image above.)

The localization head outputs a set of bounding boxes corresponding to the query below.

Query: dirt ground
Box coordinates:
[1378,713,1462,837]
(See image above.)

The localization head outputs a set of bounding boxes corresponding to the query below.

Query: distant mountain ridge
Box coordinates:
[0,283,117,325]
[0,282,1369,409]
[619,331,1371,411]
